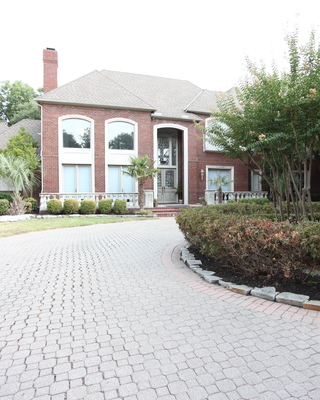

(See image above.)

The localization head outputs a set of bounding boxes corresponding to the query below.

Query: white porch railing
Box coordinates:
[39,192,143,212]
[205,190,268,205]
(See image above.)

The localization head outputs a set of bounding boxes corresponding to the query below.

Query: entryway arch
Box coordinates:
[153,123,188,204]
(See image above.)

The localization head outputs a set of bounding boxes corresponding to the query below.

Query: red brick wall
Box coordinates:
[41,104,154,193]
[41,105,252,203]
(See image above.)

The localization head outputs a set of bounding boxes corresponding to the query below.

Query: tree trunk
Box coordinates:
[138,182,145,209]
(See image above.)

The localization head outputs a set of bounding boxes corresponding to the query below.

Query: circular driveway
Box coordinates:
[0,218,320,400]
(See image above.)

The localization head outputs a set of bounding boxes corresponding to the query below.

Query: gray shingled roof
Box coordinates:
[37,70,226,120]
[185,89,227,114]
[0,119,41,151]
[37,71,156,112]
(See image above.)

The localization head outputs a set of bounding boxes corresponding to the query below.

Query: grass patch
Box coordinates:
[0,216,149,238]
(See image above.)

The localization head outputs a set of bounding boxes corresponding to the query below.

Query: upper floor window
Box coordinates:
[204,118,225,152]
[62,118,91,148]
[108,121,134,150]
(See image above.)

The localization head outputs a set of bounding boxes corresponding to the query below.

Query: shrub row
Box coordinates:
[46,198,127,215]
[176,206,320,283]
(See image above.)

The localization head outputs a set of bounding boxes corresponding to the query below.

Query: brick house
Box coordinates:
[36,48,266,211]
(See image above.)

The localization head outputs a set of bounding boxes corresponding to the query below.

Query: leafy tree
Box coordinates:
[203,30,320,221]
[109,132,134,150]
[124,156,159,209]
[0,81,40,125]
[0,153,40,215]
[3,126,40,170]
[10,100,41,125]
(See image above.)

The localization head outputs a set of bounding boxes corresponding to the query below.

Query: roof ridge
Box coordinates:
[98,70,156,110]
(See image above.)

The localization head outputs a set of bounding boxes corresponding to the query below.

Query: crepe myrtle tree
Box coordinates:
[124,156,159,209]
[200,30,320,221]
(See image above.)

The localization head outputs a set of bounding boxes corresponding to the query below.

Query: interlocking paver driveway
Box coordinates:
[0,218,320,400]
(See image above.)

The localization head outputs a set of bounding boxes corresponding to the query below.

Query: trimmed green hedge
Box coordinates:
[0,199,9,215]
[176,205,320,283]
[64,198,79,214]
[0,193,13,203]
[113,199,127,214]
[47,199,63,214]
[80,199,96,214]
[23,197,38,212]
[99,199,113,214]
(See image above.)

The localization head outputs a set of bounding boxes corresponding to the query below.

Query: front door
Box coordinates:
[157,169,177,203]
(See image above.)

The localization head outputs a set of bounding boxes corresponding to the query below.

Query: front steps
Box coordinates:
[146,205,192,217]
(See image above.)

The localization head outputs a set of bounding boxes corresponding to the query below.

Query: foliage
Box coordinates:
[47,199,63,214]
[10,100,40,125]
[0,199,9,215]
[23,197,38,212]
[202,30,320,221]
[109,132,133,150]
[98,199,113,214]
[124,156,159,209]
[0,192,13,202]
[175,179,183,199]
[64,198,79,214]
[2,126,40,170]
[0,153,40,199]
[113,199,127,214]
[23,201,32,213]
[8,192,27,215]
[80,199,96,214]
[0,81,40,125]
[176,207,320,283]
[135,209,153,215]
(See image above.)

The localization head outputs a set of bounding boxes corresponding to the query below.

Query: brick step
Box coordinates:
[146,207,185,217]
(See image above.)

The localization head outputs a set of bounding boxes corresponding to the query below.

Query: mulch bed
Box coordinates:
[189,247,320,301]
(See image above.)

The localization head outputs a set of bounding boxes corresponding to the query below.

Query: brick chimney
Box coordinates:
[43,48,58,93]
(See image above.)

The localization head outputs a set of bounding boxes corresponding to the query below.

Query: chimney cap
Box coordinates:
[46,47,56,51]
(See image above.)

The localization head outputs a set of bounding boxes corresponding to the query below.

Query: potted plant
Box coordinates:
[153,198,158,207]
[175,179,183,203]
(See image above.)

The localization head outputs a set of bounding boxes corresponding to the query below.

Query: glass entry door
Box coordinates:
[157,169,177,203]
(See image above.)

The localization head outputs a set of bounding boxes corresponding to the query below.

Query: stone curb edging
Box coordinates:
[181,246,320,311]
[0,213,155,223]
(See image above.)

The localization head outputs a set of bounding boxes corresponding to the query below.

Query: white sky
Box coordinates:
[2,0,320,92]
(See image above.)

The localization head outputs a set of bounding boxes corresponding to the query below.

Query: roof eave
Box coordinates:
[36,99,156,113]
[151,113,203,122]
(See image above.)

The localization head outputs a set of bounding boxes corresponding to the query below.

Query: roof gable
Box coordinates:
[37,70,155,111]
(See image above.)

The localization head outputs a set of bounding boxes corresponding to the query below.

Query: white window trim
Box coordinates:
[251,169,262,191]
[204,118,222,152]
[206,166,234,191]
[62,164,92,193]
[108,165,135,193]
[58,115,94,193]
[105,118,138,154]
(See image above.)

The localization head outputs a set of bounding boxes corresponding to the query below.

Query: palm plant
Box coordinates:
[124,156,159,209]
[209,175,231,204]
[0,153,40,215]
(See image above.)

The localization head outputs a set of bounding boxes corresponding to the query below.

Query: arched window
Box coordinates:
[108,121,135,150]
[62,118,91,148]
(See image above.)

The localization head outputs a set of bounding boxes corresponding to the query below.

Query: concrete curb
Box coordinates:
[181,246,320,310]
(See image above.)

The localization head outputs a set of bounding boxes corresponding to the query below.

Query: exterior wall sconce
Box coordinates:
[200,169,204,180]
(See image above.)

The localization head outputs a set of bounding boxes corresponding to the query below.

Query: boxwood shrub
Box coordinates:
[0,193,13,203]
[23,201,32,213]
[0,199,9,215]
[47,199,63,214]
[64,198,79,214]
[113,199,127,214]
[99,199,113,214]
[80,199,96,214]
[23,197,38,212]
